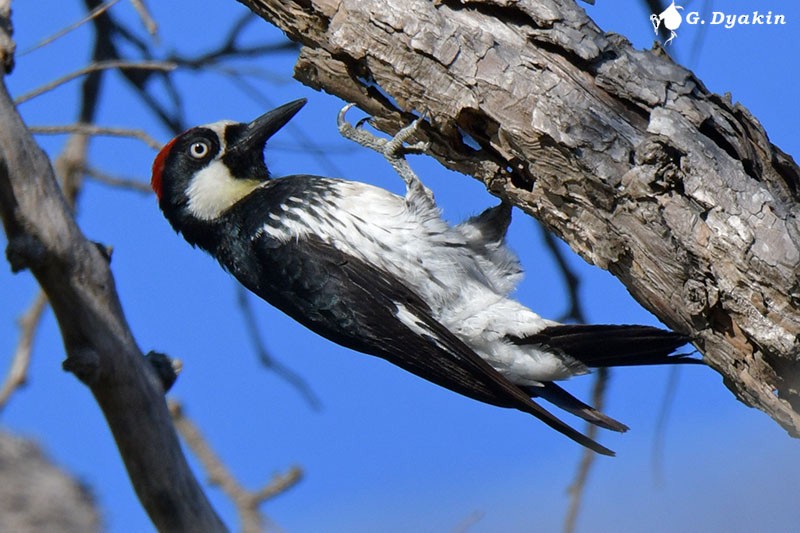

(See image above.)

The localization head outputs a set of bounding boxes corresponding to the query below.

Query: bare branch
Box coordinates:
[651,365,681,486]
[563,369,609,533]
[14,60,177,105]
[0,0,13,74]
[129,0,158,39]
[0,73,225,533]
[240,0,800,437]
[170,400,303,533]
[18,0,121,57]
[236,286,322,410]
[84,166,152,194]
[165,12,298,70]
[0,291,47,412]
[253,467,304,503]
[30,124,162,150]
[540,226,586,325]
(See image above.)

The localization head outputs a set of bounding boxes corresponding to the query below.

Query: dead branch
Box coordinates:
[30,124,162,150]
[170,401,303,533]
[129,0,158,38]
[18,0,121,57]
[0,291,47,412]
[563,368,607,533]
[0,15,225,531]
[14,60,177,105]
[83,166,153,194]
[238,0,800,438]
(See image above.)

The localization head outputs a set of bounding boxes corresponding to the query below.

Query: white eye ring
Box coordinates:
[188,141,210,159]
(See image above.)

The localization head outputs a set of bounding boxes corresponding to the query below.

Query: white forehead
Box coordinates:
[200,120,238,152]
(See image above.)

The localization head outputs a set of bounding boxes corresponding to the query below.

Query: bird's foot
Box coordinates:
[337,103,434,203]
[382,114,430,159]
[337,103,430,158]
[337,103,384,152]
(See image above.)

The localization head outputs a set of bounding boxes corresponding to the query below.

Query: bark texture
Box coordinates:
[0,13,226,528]
[239,0,800,435]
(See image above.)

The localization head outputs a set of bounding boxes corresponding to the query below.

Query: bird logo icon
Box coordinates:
[650,1,684,45]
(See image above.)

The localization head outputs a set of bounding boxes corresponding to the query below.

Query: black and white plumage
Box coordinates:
[151,99,698,456]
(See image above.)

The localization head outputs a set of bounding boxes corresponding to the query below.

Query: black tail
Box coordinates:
[513,324,699,432]
[521,381,630,433]
[513,324,698,368]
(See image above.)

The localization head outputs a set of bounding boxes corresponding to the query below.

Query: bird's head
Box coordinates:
[151,98,306,230]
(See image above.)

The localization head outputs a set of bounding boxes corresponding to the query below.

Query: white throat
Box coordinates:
[186,160,261,220]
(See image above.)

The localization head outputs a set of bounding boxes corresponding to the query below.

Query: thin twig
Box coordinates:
[537,224,607,532]
[540,227,586,324]
[14,60,177,105]
[253,468,305,502]
[29,124,162,150]
[130,0,158,39]
[18,0,121,56]
[53,131,91,207]
[236,285,322,411]
[84,166,152,194]
[0,291,48,412]
[651,365,681,486]
[169,400,303,533]
[165,12,297,70]
[563,368,609,533]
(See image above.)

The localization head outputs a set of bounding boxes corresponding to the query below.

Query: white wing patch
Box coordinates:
[253,177,580,385]
[394,303,431,337]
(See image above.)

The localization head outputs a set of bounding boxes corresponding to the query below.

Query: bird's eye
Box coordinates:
[188,141,210,160]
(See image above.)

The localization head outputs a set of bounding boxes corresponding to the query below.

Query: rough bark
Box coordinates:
[238,0,800,436]
[0,431,101,532]
[0,16,226,533]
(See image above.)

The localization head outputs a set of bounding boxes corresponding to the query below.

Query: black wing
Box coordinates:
[244,233,615,456]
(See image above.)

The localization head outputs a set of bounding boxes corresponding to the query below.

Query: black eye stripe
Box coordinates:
[224,123,248,147]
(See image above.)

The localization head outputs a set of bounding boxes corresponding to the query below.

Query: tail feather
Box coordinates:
[513,324,697,368]
[522,381,630,433]
[512,324,699,433]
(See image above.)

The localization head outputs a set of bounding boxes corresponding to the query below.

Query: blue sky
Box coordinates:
[2,1,799,531]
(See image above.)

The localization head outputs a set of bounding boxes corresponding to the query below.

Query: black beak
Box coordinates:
[229,98,307,156]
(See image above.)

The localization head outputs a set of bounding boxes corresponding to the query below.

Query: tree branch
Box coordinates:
[29,124,162,150]
[238,0,800,437]
[0,291,47,412]
[563,368,607,533]
[0,64,225,533]
[170,401,303,533]
[14,60,176,105]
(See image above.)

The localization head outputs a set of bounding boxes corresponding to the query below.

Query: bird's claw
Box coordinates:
[337,103,430,161]
[355,116,371,129]
[337,102,436,204]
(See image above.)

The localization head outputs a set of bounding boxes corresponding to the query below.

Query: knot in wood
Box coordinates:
[145,351,181,393]
[62,348,101,386]
[682,277,718,316]
[621,137,687,199]
[6,234,47,273]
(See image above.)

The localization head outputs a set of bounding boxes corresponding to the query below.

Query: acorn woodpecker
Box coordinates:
[151,98,698,456]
